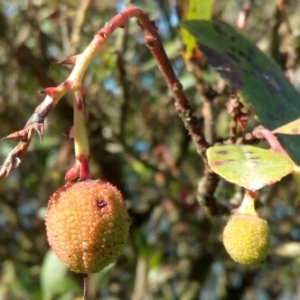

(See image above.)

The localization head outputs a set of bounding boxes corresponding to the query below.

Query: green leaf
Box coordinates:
[273,118,300,135]
[179,0,212,59]
[40,250,80,300]
[207,145,293,191]
[181,20,300,164]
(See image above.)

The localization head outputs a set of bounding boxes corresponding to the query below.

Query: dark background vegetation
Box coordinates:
[1,0,300,299]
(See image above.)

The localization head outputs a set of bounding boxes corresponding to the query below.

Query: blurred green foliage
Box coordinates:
[0,0,300,299]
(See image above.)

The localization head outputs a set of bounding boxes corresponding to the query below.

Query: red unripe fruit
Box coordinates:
[45,180,130,274]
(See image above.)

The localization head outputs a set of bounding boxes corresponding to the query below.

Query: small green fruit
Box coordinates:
[223,214,270,265]
[45,180,130,274]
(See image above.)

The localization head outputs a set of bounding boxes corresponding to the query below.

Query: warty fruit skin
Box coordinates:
[223,214,270,265]
[46,180,130,274]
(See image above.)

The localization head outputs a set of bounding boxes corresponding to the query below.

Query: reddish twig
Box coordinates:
[0,4,208,180]
[252,125,290,158]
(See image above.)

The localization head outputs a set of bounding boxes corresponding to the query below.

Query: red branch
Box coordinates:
[0,5,208,180]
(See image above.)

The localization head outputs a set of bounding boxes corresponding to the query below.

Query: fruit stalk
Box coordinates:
[65,86,91,181]
[234,189,258,215]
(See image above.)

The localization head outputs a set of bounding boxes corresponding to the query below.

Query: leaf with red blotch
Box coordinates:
[207,145,293,191]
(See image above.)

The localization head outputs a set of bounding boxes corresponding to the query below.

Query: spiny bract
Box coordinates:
[223,214,270,265]
[45,180,130,274]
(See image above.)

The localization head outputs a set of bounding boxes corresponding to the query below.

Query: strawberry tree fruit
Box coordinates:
[223,214,271,265]
[45,179,130,274]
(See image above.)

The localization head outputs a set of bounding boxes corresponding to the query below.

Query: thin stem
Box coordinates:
[73,93,89,159]
[82,274,88,300]
[234,190,258,215]
[65,84,91,181]
[253,126,290,158]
